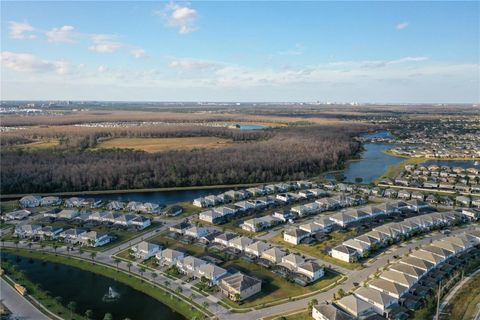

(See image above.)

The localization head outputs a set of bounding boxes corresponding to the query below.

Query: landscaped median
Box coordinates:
[1,248,211,320]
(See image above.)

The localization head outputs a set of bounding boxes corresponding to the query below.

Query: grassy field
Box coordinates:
[0,200,19,213]
[96,137,233,153]
[374,155,428,183]
[446,274,480,320]
[11,139,60,150]
[267,309,311,320]
[269,231,362,270]
[3,248,206,319]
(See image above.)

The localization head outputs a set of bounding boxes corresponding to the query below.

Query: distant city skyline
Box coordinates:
[1,1,479,103]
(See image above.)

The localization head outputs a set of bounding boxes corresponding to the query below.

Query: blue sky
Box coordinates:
[1,1,479,102]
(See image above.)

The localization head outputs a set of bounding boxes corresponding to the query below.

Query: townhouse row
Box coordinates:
[199,187,329,225]
[331,210,469,263]
[192,180,315,208]
[283,200,418,245]
[43,209,151,230]
[321,230,480,320]
[18,195,162,214]
[14,224,111,247]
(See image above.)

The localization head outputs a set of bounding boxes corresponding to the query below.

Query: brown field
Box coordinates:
[95,137,232,153]
[9,139,60,150]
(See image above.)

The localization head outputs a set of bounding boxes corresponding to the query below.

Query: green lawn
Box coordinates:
[220,258,342,308]
[0,200,20,213]
[269,231,362,270]
[267,309,311,320]
[2,248,207,319]
[147,233,207,257]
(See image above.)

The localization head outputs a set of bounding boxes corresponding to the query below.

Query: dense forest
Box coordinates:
[0,124,366,194]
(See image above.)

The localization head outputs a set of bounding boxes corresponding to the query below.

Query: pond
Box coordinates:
[1,253,185,320]
[238,124,266,130]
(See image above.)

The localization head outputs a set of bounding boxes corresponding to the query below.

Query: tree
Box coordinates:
[67,301,77,319]
[175,286,183,294]
[40,243,46,253]
[114,258,121,271]
[336,288,346,298]
[14,239,19,250]
[90,252,97,264]
[84,309,93,320]
[103,313,113,320]
[234,293,241,302]
[127,262,133,274]
[202,301,209,309]
[53,244,59,255]
[139,267,146,281]
[164,280,170,287]
[27,242,33,252]
[151,272,158,283]
[79,247,84,255]
[308,298,318,311]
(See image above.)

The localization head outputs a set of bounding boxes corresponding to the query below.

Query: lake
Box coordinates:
[326,131,404,183]
[1,253,185,320]
[341,143,404,183]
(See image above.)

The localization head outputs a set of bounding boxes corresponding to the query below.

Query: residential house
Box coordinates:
[38,226,63,240]
[219,272,262,301]
[176,256,206,275]
[312,303,354,320]
[284,228,310,245]
[156,249,184,266]
[196,264,228,285]
[229,236,254,251]
[106,201,126,211]
[79,231,110,247]
[354,287,397,315]
[336,295,375,318]
[261,247,286,264]
[40,196,62,206]
[379,270,417,288]
[58,209,79,220]
[132,241,161,259]
[296,261,324,282]
[14,224,42,238]
[331,245,359,263]
[213,232,237,247]
[245,241,270,257]
[184,226,209,238]
[5,209,31,220]
[19,195,41,208]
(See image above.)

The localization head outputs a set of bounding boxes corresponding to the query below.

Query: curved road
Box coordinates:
[0,278,50,320]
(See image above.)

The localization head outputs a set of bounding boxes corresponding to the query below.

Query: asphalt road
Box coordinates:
[0,277,50,320]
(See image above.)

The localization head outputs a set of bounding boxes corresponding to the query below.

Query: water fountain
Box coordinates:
[102,286,120,302]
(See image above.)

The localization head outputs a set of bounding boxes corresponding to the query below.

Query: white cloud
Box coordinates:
[396,22,409,30]
[169,58,222,71]
[8,21,36,39]
[156,2,198,34]
[278,44,305,56]
[0,51,70,75]
[130,48,146,59]
[88,34,122,53]
[46,25,76,43]
[97,65,108,73]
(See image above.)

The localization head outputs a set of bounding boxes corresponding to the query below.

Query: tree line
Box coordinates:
[1,125,366,194]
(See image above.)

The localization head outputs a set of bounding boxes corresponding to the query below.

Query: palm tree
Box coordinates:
[14,239,20,250]
[90,252,97,264]
[114,258,121,272]
[84,309,93,320]
[164,280,170,287]
[175,286,183,294]
[79,247,84,255]
[53,244,59,255]
[127,262,133,275]
[40,243,46,254]
[202,301,209,309]
[189,293,195,301]
[139,266,146,281]
[67,301,77,319]
[308,298,318,311]
[27,242,33,252]
[151,272,158,284]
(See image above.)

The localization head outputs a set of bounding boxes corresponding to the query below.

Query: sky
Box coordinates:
[1,1,479,103]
